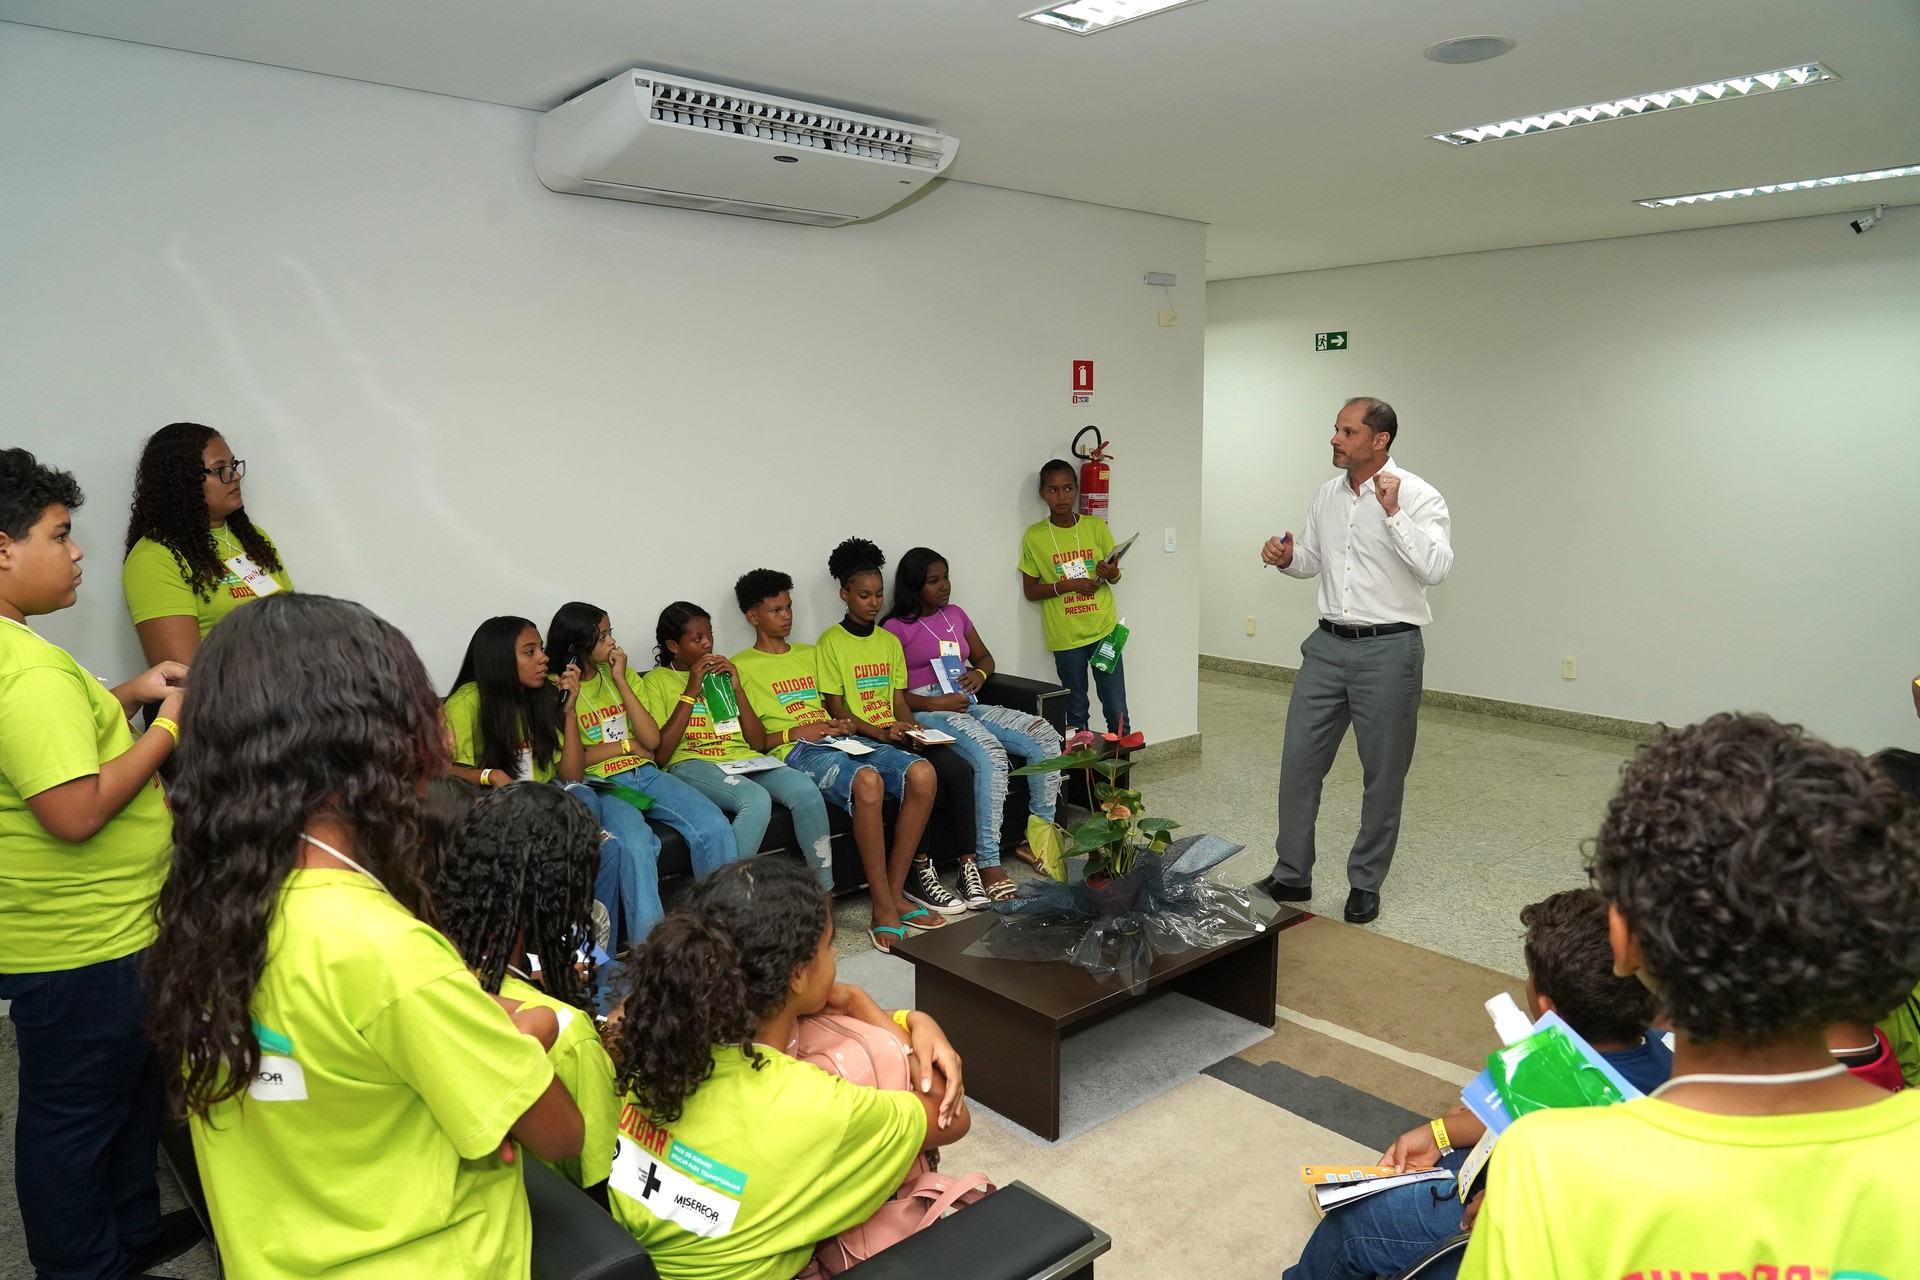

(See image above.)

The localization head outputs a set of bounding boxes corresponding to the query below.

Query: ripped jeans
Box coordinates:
[910,690,1064,868]
[669,757,834,887]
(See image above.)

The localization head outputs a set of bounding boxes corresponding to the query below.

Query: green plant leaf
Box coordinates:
[1091,759,1134,780]
[1072,817,1122,843]
[1135,817,1180,833]
[1008,748,1104,777]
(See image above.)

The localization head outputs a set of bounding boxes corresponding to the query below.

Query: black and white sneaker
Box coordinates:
[903,860,967,915]
[956,859,991,910]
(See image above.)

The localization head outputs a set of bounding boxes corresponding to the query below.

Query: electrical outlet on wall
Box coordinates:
[1562,657,1577,680]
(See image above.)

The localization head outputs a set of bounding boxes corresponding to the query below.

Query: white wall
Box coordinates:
[1204,214,1920,752]
[0,24,1205,740]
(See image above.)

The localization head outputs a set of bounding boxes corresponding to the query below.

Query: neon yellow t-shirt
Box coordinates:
[190,869,555,1280]
[1458,1091,1920,1280]
[609,1046,926,1280]
[732,645,832,762]
[445,682,555,783]
[633,667,760,768]
[814,624,907,728]
[500,974,618,1190]
[0,617,172,972]
[573,665,651,779]
[1018,515,1116,651]
[122,526,294,639]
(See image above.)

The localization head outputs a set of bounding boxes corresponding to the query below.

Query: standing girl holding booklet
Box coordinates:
[1018,459,1134,743]
[817,537,977,919]
[444,615,664,951]
[733,568,946,952]
[633,601,833,877]
[146,593,583,1279]
[433,782,620,1196]
[546,601,740,939]
[885,546,1062,904]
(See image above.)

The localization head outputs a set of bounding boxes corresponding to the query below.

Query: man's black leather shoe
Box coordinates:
[1254,874,1312,902]
[1344,888,1381,924]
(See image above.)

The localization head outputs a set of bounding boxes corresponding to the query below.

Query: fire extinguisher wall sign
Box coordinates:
[1071,359,1094,406]
[1072,426,1111,520]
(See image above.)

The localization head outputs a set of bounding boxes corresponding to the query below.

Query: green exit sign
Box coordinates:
[1316,331,1348,351]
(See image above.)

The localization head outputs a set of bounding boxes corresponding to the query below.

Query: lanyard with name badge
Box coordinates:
[214,527,281,599]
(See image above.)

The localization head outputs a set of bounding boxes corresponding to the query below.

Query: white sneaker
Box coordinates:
[956,859,991,910]
[903,860,966,915]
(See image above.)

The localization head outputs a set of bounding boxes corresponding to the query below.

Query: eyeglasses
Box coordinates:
[202,460,246,484]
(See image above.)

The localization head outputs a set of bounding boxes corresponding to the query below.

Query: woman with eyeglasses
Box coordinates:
[122,423,293,667]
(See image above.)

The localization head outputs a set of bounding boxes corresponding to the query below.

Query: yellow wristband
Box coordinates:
[150,717,180,743]
[1430,1118,1452,1154]
[679,694,697,706]
[892,1009,912,1034]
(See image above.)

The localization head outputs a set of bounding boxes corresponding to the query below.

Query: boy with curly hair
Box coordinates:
[1460,713,1920,1278]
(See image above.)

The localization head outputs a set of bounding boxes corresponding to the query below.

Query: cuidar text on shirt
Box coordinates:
[814,624,909,728]
[732,645,834,762]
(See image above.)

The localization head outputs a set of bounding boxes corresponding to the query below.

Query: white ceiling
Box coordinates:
[4,0,1916,279]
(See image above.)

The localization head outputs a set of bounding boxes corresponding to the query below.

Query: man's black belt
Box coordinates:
[1319,619,1420,640]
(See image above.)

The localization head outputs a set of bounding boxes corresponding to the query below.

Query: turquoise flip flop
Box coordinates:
[868,925,910,953]
[898,908,947,932]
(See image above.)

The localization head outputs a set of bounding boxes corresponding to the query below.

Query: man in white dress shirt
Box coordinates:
[1259,397,1453,923]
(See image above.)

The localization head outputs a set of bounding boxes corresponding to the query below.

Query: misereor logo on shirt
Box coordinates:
[248,1020,309,1102]
[1619,1269,1889,1280]
[614,1105,744,1238]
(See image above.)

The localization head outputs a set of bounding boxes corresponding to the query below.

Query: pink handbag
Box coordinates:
[788,1012,994,1277]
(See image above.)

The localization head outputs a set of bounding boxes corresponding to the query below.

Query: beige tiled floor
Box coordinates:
[1134,670,1640,977]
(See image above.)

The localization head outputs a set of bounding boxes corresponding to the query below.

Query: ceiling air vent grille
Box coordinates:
[637,75,940,168]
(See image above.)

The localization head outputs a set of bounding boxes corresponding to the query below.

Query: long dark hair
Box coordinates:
[886,546,946,623]
[653,601,709,669]
[449,615,565,775]
[547,601,608,682]
[433,784,601,1010]
[147,593,447,1116]
[124,422,282,600]
[608,857,828,1124]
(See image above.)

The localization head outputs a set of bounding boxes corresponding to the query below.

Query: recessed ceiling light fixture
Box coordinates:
[1634,163,1920,208]
[1430,61,1838,146]
[1021,0,1210,36]
[1425,36,1515,65]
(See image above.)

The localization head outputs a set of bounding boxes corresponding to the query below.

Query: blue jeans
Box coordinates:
[601,761,739,874]
[911,692,1063,868]
[669,759,835,885]
[1052,643,1131,735]
[558,781,665,949]
[785,740,921,808]
[0,950,165,1280]
[1283,1151,1467,1280]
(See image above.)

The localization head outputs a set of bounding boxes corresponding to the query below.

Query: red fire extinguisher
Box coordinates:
[1072,425,1111,520]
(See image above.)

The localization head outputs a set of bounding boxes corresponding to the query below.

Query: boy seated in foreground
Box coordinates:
[1460,713,1920,1278]
[1284,888,1672,1280]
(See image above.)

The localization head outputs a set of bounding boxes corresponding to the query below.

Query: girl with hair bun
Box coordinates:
[122,422,293,667]
[434,782,620,1195]
[606,855,970,1278]
[631,601,831,871]
[817,537,980,921]
[146,593,583,1278]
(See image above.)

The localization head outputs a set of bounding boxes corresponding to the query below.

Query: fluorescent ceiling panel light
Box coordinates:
[1430,62,1838,146]
[1022,0,1210,36]
[1634,163,1920,208]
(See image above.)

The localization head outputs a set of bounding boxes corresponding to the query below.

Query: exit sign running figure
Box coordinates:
[1316,331,1348,351]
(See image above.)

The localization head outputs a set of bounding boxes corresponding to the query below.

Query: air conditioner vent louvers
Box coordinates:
[636,75,938,168]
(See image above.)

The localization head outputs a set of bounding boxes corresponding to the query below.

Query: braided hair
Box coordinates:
[433,783,602,1010]
[653,601,710,669]
[608,856,829,1124]
[124,423,282,601]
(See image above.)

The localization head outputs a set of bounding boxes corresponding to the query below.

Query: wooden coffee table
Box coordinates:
[893,908,1296,1140]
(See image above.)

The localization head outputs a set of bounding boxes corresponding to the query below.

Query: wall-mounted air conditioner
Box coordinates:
[534,69,960,227]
